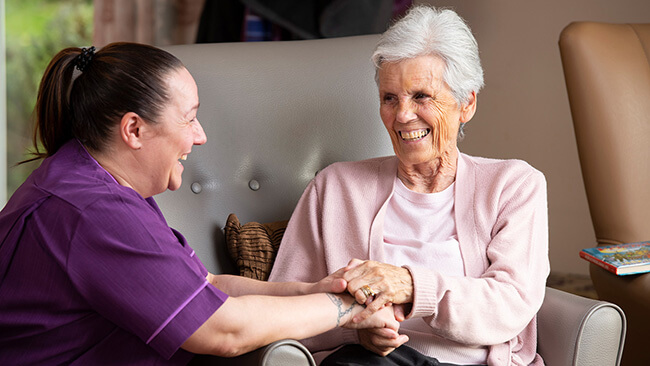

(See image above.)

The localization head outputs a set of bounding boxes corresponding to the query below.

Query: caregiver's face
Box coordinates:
[148,67,206,194]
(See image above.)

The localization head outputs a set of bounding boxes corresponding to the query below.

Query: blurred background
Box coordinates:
[5,0,92,198]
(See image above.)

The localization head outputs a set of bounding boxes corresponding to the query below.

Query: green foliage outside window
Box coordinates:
[5,0,92,196]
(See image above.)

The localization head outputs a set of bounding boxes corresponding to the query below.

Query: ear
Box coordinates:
[459,91,477,123]
[119,112,145,150]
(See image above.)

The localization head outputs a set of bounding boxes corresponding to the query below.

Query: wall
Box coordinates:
[416,0,650,275]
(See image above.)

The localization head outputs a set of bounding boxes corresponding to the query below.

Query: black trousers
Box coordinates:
[321,344,487,366]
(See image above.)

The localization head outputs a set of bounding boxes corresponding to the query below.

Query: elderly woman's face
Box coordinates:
[378,54,475,166]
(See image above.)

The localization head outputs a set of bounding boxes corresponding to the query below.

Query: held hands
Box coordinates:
[343,259,414,323]
[314,270,406,334]
[347,303,409,356]
[340,300,401,331]
[315,264,411,357]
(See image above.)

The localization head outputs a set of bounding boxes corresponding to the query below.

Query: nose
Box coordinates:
[396,99,417,124]
[193,119,207,145]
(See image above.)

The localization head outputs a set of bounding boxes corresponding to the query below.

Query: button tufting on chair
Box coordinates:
[190,182,202,194]
[249,180,260,191]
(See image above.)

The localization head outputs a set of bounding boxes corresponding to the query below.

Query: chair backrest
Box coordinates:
[559,22,650,246]
[159,36,394,274]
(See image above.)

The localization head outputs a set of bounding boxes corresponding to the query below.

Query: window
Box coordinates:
[4,0,92,202]
[1,0,7,205]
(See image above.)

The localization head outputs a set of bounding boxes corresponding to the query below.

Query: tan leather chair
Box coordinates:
[158,34,625,365]
[560,22,650,366]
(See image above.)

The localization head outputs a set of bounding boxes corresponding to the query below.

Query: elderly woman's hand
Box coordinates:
[358,302,409,356]
[343,259,414,323]
[358,327,410,356]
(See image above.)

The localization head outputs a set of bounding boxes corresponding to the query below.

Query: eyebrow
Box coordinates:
[185,102,200,116]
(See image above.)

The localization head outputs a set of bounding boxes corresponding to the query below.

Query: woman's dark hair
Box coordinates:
[28,42,183,161]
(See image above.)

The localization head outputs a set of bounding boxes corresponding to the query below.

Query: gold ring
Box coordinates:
[360,285,376,298]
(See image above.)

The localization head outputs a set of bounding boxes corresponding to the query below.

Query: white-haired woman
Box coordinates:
[269,5,549,366]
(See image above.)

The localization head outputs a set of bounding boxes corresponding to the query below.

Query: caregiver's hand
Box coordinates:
[342,303,401,331]
[309,266,348,294]
[343,259,414,323]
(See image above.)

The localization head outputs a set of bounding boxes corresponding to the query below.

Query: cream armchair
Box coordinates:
[159,35,625,365]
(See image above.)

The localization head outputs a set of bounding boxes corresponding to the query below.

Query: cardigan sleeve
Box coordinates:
[268,179,359,352]
[405,168,549,347]
[269,179,325,283]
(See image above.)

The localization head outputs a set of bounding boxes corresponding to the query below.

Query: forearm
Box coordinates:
[208,273,312,297]
[299,327,360,353]
[183,292,366,357]
[408,265,546,345]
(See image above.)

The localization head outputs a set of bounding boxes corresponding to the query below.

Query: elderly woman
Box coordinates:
[269,5,549,366]
[0,43,399,365]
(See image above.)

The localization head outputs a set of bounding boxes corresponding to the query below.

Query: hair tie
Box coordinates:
[74,46,96,72]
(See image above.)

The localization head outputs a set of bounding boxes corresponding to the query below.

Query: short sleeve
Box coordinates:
[65,194,228,359]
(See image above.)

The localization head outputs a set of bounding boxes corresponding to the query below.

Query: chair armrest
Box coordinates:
[257,339,316,366]
[537,287,625,366]
[191,339,316,366]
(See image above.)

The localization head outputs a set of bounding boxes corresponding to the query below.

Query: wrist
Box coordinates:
[326,293,362,328]
[399,266,415,303]
[340,295,361,326]
[298,281,315,296]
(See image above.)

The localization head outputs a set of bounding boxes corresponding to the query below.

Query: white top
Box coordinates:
[383,176,488,364]
[383,176,464,276]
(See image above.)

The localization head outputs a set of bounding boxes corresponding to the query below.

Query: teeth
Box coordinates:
[180,155,187,161]
[400,129,430,141]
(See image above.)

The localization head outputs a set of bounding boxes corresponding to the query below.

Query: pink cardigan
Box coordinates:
[269,153,549,366]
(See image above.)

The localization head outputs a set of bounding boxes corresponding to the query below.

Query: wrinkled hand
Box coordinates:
[356,303,409,356]
[358,327,410,356]
[343,259,414,323]
[309,267,348,294]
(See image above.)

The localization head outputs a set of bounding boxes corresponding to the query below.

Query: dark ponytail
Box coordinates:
[26,42,183,162]
[28,48,78,162]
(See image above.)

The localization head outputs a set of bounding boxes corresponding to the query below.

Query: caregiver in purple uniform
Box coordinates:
[0,43,400,365]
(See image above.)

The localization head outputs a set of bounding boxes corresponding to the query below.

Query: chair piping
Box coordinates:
[629,24,650,67]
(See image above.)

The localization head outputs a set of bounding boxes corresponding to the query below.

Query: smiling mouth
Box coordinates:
[399,129,431,142]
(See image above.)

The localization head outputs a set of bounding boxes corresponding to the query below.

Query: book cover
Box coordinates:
[579,241,650,276]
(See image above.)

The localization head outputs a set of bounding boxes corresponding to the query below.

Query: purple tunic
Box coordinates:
[0,140,228,365]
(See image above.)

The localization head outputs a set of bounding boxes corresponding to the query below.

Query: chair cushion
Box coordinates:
[225,213,288,280]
